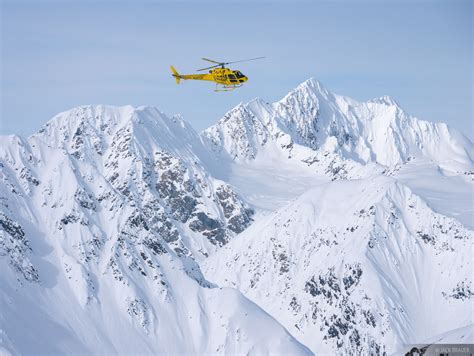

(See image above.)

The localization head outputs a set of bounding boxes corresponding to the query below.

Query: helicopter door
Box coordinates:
[227,74,238,83]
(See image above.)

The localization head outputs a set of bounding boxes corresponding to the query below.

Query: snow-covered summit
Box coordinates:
[30,105,209,163]
[203,78,473,170]
[368,94,400,107]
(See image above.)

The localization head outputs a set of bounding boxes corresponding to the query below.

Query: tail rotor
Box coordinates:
[170,66,181,84]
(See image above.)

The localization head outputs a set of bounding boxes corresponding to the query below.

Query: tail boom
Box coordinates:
[170,65,209,84]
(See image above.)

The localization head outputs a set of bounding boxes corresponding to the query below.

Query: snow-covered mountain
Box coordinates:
[203,79,472,179]
[1,79,472,355]
[0,105,308,355]
[204,177,473,353]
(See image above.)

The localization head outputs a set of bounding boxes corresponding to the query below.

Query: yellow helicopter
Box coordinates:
[170,57,265,92]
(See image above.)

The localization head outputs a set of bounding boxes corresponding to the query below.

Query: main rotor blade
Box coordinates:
[223,56,266,65]
[197,56,265,71]
[197,64,220,72]
[201,58,222,64]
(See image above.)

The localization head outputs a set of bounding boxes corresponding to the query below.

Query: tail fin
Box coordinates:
[170,66,181,84]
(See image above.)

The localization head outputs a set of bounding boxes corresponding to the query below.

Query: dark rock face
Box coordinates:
[342,264,363,292]
[19,167,40,187]
[60,213,80,226]
[155,155,198,223]
[74,189,96,211]
[0,212,39,283]
[152,150,253,247]
[143,238,167,256]
[127,298,150,331]
[189,212,226,246]
[443,281,473,301]
[216,185,254,234]
[304,264,382,353]
[305,268,341,300]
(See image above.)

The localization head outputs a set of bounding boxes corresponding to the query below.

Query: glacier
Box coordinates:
[0,78,472,355]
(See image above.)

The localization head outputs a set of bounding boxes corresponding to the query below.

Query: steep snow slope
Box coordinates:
[422,323,474,344]
[0,105,309,355]
[203,176,473,354]
[1,254,308,355]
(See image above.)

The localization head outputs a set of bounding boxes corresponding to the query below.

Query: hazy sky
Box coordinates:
[1,0,472,138]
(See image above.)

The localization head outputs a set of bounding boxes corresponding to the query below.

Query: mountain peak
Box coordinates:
[34,104,192,139]
[35,104,135,136]
[294,77,329,96]
[301,77,325,89]
[276,78,332,109]
[204,77,473,168]
[369,95,400,107]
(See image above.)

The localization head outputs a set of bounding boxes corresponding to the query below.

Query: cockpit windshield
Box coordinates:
[234,71,245,78]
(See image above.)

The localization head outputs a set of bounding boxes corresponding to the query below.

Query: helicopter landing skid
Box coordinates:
[214,84,243,92]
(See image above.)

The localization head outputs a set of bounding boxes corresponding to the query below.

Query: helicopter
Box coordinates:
[170,57,265,92]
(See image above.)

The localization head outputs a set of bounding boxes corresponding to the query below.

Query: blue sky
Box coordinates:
[1,0,472,138]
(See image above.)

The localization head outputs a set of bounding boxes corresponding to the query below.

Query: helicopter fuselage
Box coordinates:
[172,67,248,87]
